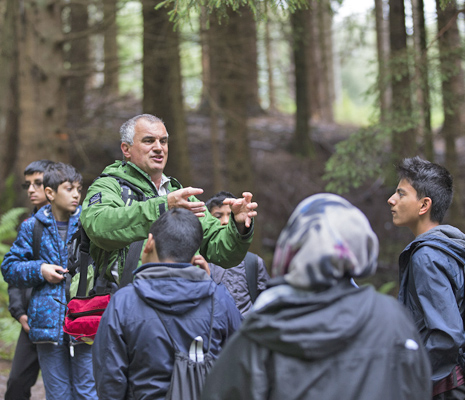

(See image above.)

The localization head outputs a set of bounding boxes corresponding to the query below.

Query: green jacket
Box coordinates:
[81,161,254,282]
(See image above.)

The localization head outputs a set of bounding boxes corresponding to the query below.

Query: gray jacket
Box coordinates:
[209,253,269,316]
[201,281,432,400]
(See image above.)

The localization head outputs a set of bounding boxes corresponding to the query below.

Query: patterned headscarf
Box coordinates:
[271,193,379,291]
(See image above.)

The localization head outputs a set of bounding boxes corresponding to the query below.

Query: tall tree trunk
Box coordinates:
[290,7,315,157]
[318,0,334,123]
[103,0,119,96]
[142,0,191,186]
[264,1,276,112]
[375,0,391,122]
[436,0,465,223]
[201,6,262,116]
[412,0,433,160]
[67,1,89,172]
[0,0,19,198]
[388,0,415,161]
[307,1,324,122]
[214,6,255,194]
[17,0,69,170]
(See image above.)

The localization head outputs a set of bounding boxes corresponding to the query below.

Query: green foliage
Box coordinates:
[0,207,28,359]
[154,0,309,26]
[0,174,18,214]
[0,208,28,257]
[323,125,390,194]
[377,281,397,295]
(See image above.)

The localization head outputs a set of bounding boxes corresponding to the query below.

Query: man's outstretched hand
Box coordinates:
[167,187,206,217]
[223,192,258,234]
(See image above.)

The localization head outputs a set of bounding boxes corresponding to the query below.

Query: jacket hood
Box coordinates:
[242,280,376,360]
[132,262,216,315]
[34,204,81,226]
[400,224,465,267]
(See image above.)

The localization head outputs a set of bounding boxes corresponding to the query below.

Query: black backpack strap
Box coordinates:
[119,240,145,288]
[76,226,92,297]
[244,252,259,304]
[99,174,148,202]
[32,219,44,260]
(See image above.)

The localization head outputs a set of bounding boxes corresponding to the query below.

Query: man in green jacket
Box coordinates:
[81,114,258,283]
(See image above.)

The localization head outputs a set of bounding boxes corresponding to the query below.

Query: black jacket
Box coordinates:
[201,281,432,400]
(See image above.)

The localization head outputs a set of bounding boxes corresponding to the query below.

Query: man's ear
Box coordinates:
[44,187,54,203]
[419,197,432,216]
[121,142,131,160]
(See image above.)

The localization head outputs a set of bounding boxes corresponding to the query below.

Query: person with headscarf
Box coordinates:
[200,194,432,400]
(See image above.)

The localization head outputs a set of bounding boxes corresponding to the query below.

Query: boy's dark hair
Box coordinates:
[397,156,453,223]
[206,191,236,212]
[150,208,203,263]
[43,162,83,192]
[24,160,54,176]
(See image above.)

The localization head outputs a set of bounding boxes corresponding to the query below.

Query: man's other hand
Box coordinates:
[167,187,206,217]
[223,192,258,233]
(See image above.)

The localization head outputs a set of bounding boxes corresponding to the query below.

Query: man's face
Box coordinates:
[23,172,47,208]
[121,119,168,178]
[387,179,424,230]
[210,204,231,226]
[47,181,82,220]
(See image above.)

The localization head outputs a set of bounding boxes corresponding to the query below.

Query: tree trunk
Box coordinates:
[0,0,19,197]
[66,3,89,139]
[318,0,334,123]
[264,1,277,112]
[103,0,119,96]
[307,1,324,122]
[412,0,433,160]
[374,0,391,122]
[17,0,69,168]
[290,7,315,157]
[201,6,262,116]
[142,0,191,186]
[436,0,465,223]
[388,0,415,161]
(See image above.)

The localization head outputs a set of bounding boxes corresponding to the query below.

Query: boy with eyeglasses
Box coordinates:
[5,160,53,400]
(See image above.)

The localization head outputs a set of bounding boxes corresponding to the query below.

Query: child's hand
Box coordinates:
[191,255,210,276]
[40,263,68,284]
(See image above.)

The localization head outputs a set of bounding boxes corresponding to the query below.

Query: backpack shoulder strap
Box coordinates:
[98,173,149,203]
[244,252,259,304]
[119,240,145,288]
[32,219,44,261]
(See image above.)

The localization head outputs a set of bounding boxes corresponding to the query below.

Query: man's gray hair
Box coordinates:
[120,114,167,145]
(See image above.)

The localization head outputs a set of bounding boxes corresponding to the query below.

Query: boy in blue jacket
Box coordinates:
[2,162,97,400]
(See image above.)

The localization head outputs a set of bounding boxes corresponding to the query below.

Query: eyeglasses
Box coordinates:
[21,181,43,190]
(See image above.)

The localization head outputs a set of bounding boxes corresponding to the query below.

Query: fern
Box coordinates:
[0,207,28,261]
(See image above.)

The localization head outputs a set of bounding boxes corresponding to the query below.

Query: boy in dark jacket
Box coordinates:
[207,191,269,315]
[388,156,465,398]
[6,159,53,400]
[93,207,242,400]
[2,162,97,400]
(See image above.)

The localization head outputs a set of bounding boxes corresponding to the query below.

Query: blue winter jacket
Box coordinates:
[398,225,465,384]
[1,205,81,344]
[92,262,242,400]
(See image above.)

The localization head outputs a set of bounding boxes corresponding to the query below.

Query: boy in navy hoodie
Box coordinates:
[2,162,97,399]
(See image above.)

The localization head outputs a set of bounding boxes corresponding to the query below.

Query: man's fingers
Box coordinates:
[182,187,204,198]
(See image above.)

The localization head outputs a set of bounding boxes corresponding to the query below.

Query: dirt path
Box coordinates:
[0,359,46,400]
